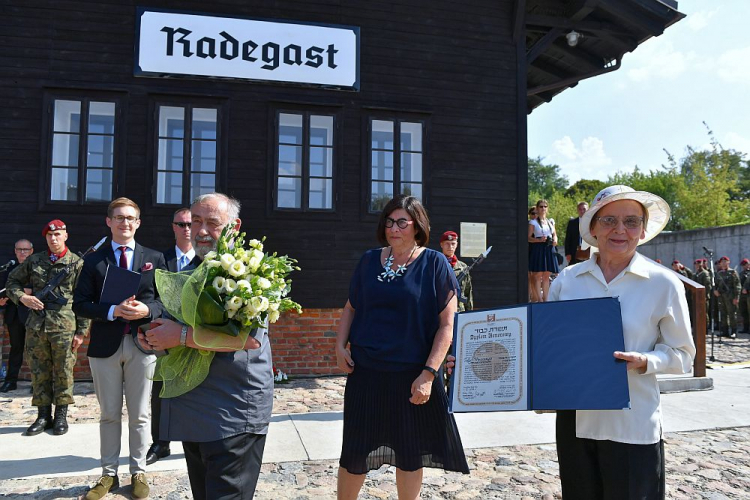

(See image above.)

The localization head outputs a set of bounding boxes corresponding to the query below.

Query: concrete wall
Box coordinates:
[639,224,750,269]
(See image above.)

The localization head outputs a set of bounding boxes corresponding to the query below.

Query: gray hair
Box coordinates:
[192,193,241,222]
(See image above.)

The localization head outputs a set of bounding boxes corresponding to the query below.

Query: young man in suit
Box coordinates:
[73,198,166,500]
[146,207,194,466]
[564,201,589,266]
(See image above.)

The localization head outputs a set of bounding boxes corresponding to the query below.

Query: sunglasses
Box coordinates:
[173,222,192,229]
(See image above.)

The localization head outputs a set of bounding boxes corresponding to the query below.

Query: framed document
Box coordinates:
[449,297,630,412]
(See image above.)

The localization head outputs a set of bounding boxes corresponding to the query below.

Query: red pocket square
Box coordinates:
[141,262,154,272]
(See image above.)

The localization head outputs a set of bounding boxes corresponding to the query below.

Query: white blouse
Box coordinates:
[548,251,695,445]
[529,218,555,238]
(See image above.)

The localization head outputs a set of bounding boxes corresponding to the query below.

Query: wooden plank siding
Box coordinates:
[0,0,523,310]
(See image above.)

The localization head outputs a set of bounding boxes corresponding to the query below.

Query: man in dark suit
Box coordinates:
[146,207,194,466]
[564,201,589,266]
[0,239,33,392]
[73,197,166,500]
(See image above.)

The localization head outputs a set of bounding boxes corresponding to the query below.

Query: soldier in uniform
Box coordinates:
[739,258,750,334]
[439,231,473,311]
[694,258,712,329]
[713,256,741,338]
[6,220,90,435]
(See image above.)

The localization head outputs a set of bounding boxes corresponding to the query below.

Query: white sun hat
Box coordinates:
[579,185,670,248]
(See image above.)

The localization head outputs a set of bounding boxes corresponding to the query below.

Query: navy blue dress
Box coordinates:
[339,248,469,474]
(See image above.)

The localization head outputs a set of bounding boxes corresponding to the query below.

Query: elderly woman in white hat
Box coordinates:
[548,185,695,499]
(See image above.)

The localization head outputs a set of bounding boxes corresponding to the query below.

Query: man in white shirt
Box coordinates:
[147,207,195,465]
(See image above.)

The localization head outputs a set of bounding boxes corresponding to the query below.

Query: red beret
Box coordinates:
[42,219,66,237]
[741,258,749,265]
[718,256,730,262]
[440,231,458,243]
[694,259,702,264]
[672,260,680,265]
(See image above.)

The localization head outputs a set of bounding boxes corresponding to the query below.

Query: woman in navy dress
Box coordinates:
[528,199,559,302]
[336,195,469,500]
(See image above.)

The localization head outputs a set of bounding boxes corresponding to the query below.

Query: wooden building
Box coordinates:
[0,0,683,377]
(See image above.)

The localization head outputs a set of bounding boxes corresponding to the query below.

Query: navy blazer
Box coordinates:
[73,241,167,358]
[162,246,179,273]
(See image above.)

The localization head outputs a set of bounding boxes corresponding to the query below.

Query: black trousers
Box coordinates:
[5,320,26,382]
[150,380,169,445]
[183,432,266,500]
[556,410,665,500]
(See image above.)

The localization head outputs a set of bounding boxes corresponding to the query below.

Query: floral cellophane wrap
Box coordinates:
[153,229,301,398]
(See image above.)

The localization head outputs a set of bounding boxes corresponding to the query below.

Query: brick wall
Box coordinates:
[1,309,343,381]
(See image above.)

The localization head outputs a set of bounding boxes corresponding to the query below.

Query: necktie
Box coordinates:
[179,254,189,271]
[119,246,130,335]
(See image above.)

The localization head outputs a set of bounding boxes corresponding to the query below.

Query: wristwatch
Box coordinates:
[423,365,439,378]
[180,324,189,347]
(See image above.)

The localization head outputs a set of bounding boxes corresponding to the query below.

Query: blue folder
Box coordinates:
[100,264,142,306]
[449,297,630,412]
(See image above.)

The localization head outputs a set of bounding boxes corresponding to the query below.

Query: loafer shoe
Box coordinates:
[146,443,171,465]
[85,475,119,500]
[131,472,150,499]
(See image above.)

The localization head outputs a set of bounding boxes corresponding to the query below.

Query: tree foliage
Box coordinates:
[528,156,568,200]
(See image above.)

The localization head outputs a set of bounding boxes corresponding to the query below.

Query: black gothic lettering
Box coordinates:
[197,37,217,59]
[284,44,303,65]
[326,44,338,69]
[242,40,258,62]
[262,42,279,70]
[305,46,324,68]
[161,26,193,57]
[220,31,239,60]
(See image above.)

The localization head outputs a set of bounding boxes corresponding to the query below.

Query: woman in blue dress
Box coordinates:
[335,195,469,500]
[528,199,560,302]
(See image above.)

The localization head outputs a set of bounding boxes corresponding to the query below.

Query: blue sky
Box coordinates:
[528,0,750,186]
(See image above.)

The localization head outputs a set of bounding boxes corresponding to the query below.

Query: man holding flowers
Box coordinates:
[141,193,284,500]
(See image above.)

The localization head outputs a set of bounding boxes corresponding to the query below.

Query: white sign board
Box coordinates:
[460,222,487,258]
[135,8,360,90]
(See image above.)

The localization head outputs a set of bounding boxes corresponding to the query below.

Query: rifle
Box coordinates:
[456,246,491,303]
[35,237,107,311]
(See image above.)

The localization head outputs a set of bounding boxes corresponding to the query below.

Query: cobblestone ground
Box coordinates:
[1,335,748,499]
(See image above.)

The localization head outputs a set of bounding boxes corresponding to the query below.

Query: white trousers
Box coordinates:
[89,335,156,475]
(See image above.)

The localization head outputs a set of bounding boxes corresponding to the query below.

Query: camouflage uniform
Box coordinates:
[6,251,90,406]
[740,268,750,333]
[695,268,712,327]
[714,267,741,336]
[452,259,473,312]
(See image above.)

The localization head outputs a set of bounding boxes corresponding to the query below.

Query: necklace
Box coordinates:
[378,245,418,282]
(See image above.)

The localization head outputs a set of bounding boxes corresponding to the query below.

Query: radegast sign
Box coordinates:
[135,8,360,90]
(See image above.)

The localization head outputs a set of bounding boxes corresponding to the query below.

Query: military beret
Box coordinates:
[440,231,458,243]
[741,258,749,265]
[694,258,702,264]
[42,219,67,237]
[718,256,730,262]
[672,260,680,265]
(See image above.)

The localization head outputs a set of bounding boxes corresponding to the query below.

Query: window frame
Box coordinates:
[364,114,429,215]
[40,92,126,207]
[149,97,228,207]
[270,106,340,214]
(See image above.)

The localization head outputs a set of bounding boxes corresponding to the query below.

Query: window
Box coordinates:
[155,104,219,205]
[275,111,335,211]
[369,118,424,212]
[48,98,118,203]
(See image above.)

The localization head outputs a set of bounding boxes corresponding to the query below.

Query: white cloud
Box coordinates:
[685,9,718,31]
[547,136,614,183]
[717,46,750,84]
[722,132,750,155]
[625,40,696,82]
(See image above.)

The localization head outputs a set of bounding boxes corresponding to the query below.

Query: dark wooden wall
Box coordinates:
[0,0,522,309]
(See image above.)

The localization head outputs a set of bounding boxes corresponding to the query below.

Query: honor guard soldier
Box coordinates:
[440,231,473,312]
[713,256,741,338]
[6,220,91,436]
[739,258,750,334]
[694,259,712,327]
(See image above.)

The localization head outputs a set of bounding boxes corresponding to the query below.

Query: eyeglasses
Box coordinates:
[173,222,192,228]
[15,247,32,252]
[384,218,414,229]
[595,215,644,229]
[112,215,138,224]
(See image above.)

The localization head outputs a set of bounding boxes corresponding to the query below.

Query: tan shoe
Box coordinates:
[85,475,119,500]
[131,472,150,499]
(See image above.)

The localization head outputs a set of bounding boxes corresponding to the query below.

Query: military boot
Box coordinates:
[26,405,53,436]
[53,404,69,435]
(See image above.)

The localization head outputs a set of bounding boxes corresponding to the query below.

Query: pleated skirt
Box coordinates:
[529,242,560,273]
[339,366,470,474]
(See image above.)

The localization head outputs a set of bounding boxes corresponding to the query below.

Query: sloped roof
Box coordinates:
[524,0,685,112]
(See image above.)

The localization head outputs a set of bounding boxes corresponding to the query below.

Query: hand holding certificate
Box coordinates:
[448,297,630,412]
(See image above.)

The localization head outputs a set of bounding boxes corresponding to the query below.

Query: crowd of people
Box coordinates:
[0,184,737,500]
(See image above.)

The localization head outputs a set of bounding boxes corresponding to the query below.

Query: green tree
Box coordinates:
[528,156,568,200]
[564,179,606,204]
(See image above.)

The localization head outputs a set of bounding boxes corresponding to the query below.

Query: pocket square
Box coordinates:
[141,262,154,272]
